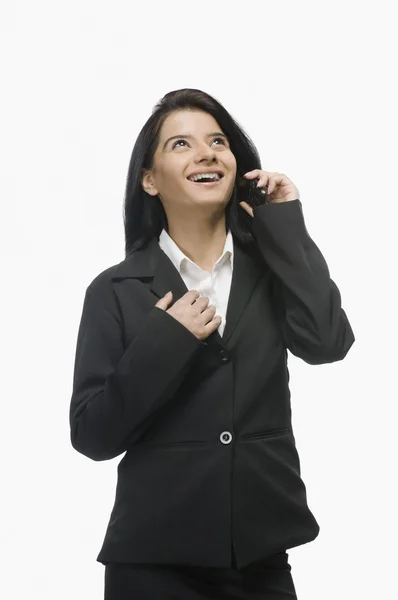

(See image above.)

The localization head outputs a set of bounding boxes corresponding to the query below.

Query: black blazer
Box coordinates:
[69,199,355,570]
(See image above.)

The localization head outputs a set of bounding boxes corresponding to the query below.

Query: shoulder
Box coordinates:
[82,260,126,314]
[86,263,121,294]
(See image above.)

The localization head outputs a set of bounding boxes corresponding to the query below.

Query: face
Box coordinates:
[141,109,237,214]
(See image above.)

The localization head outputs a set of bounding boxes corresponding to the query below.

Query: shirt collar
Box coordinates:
[158,228,234,273]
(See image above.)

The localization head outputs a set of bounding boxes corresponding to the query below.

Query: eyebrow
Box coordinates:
[162,132,228,149]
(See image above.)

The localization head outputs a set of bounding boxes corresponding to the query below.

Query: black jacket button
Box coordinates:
[219,350,230,363]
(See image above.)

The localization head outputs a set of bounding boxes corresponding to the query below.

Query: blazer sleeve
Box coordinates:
[251,199,355,365]
[69,281,204,461]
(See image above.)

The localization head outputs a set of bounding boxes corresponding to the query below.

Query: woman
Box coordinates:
[69,88,355,599]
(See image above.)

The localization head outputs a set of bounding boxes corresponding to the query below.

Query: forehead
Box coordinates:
[160,109,222,137]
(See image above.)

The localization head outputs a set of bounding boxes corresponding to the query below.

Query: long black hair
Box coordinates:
[123,88,263,256]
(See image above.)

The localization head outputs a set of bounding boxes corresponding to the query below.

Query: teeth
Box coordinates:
[189,172,221,182]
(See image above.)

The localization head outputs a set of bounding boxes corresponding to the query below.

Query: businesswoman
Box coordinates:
[69,88,355,599]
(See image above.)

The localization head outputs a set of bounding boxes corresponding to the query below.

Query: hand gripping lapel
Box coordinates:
[69,280,204,461]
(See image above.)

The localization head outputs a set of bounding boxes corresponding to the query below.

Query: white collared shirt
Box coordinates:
[158,229,234,337]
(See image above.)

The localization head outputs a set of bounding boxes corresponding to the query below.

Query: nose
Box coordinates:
[195,142,218,164]
[197,142,216,160]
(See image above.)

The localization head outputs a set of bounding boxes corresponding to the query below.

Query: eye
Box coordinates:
[212,137,226,146]
[172,137,227,149]
[172,139,188,148]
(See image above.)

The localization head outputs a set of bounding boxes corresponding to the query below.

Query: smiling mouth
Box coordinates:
[188,179,223,186]
[187,174,225,186]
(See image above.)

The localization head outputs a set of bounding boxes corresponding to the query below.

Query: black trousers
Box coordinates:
[104,545,298,599]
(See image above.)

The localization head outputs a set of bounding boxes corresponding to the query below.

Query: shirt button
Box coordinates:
[220,431,233,444]
[219,350,230,363]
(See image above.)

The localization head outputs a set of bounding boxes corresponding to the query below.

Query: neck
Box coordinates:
[166,213,227,273]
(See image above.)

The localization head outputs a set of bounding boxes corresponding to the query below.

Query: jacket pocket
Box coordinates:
[117,440,208,471]
[150,440,208,448]
[123,440,208,452]
[249,551,292,572]
[240,427,291,441]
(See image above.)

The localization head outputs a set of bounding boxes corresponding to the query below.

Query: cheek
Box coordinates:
[226,152,237,172]
[156,164,183,187]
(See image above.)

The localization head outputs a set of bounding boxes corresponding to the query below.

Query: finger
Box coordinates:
[202,304,217,320]
[256,176,269,189]
[243,170,261,178]
[239,201,254,217]
[194,296,210,312]
[155,290,172,310]
[244,169,275,179]
[267,178,276,195]
[267,175,282,195]
[205,315,222,332]
[185,290,201,303]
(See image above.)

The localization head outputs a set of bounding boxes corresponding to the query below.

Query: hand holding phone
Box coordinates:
[237,176,269,208]
[236,173,271,218]
[246,177,269,207]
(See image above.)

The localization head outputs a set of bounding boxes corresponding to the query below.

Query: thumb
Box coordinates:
[155,290,173,310]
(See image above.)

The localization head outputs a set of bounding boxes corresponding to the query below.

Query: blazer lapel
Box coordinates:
[111,236,265,349]
[221,240,264,345]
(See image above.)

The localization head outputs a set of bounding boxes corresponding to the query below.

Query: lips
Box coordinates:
[187,170,224,181]
[187,178,223,187]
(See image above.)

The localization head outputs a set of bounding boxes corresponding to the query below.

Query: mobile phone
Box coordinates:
[237,176,269,208]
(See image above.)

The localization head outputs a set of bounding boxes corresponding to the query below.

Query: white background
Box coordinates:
[2,1,396,598]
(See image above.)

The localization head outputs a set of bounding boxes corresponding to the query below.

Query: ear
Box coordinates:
[141,169,158,197]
